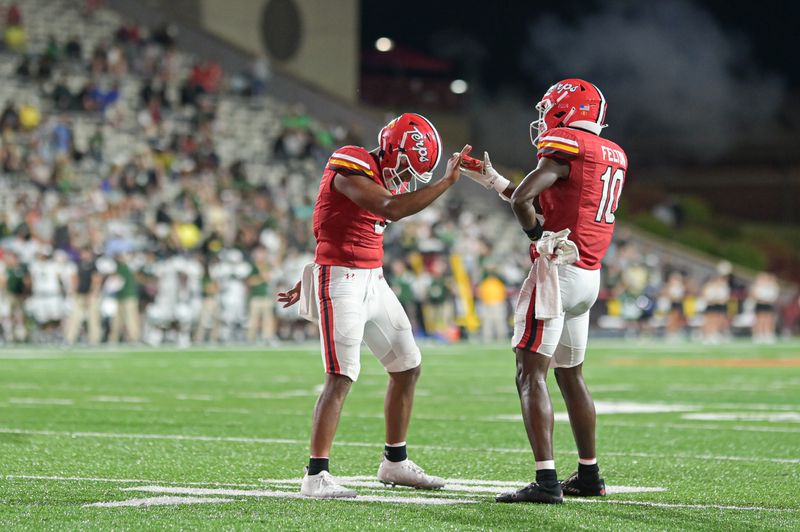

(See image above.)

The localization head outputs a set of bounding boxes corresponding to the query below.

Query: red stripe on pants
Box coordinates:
[516,285,538,350]
[318,266,340,373]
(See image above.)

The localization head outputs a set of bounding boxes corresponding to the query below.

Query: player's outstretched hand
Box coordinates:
[277,280,302,308]
[460,151,507,191]
[443,145,471,184]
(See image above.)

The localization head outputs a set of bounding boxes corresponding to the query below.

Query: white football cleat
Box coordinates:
[377,458,445,489]
[300,469,357,499]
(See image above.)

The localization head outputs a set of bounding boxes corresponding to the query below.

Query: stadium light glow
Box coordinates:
[375,37,394,52]
[450,79,468,94]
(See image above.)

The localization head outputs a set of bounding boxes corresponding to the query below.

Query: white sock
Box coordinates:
[535,460,555,470]
[578,457,597,466]
[385,441,406,447]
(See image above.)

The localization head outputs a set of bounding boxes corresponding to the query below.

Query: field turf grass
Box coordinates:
[1,340,798,530]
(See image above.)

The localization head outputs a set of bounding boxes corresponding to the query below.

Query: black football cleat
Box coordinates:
[495,482,564,504]
[560,471,606,497]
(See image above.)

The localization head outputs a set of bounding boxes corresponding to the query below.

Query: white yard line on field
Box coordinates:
[601,451,800,464]
[5,474,261,487]
[11,474,796,512]
[89,396,151,404]
[0,473,667,496]
[175,394,215,401]
[119,485,793,511]
[603,421,800,433]
[669,384,800,393]
[697,402,800,411]
[0,353,67,359]
[2,427,797,463]
[0,344,321,356]
[7,397,75,405]
[2,383,42,390]
[85,496,236,507]
[681,412,800,423]
[483,401,703,423]
[256,476,666,495]
[120,486,476,505]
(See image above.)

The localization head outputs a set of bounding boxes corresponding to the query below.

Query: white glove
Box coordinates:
[535,229,580,266]
[459,152,511,197]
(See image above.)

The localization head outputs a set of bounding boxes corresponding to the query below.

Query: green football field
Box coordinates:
[1,340,798,530]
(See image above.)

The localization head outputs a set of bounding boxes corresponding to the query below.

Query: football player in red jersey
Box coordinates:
[278,113,468,498]
[461,79,627,504]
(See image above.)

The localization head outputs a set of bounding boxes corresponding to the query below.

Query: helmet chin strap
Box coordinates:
[561,107,576,126]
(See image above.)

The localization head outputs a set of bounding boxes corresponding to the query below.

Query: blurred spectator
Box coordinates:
[65,35,83,60]
[64,248,102,345]
[108,255,141,343]
[194,259,219,343]
[6,2,22,26]
[700,272,731,343]
[476,264,508,342]
[660,270,687,340]
[19,102,41,130]
[1,100,20,130]
[388,259,422,333]
[45,35,61,62]
[4,24,25,53]
[144,254,201,347]
[273,127,315,161]
[246,246,276,344]
[26,247,66,341]
[425,256,453,339]
[2,251,28,342]
[248,55,270,97]
[750,272,779,344]
[212,249,250,341]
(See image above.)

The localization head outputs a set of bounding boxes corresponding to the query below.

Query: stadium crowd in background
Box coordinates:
[0,4,797,347]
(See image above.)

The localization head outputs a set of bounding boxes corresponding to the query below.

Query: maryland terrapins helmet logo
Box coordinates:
[378,113,442,193]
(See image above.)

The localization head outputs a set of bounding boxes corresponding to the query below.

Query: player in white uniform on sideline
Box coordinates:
[26,248,67,339]
[145,254,202,347]
[211,249,250,342]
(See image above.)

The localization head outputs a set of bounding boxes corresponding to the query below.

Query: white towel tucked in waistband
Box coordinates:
[533,229,580,319]
[298,263,319,323]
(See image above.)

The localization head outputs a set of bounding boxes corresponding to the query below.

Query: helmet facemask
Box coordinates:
[530,91,577,146]
[382,153,431,195]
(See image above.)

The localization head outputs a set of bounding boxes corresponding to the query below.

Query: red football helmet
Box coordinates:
[378,113,442,193]
[530,79,607,145]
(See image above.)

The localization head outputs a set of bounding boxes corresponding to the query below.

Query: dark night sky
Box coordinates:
[361,0,800,93]
[361,0,799,165]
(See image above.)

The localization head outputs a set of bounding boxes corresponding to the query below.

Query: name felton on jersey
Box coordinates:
[536,127,628,270]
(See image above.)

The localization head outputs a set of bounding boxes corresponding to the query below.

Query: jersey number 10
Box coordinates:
[595,166,625,224]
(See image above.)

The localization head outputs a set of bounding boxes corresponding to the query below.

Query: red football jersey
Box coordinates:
[313,146,387,268]
[536,127,628,270]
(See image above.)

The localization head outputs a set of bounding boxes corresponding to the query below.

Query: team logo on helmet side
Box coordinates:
[378,113,441,194]
[406,126,430,162]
